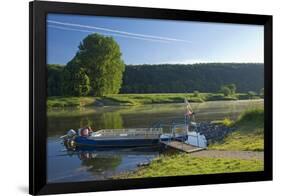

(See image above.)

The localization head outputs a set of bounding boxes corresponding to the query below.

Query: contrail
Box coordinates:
[47,20,191,43]
[48,25,170,43]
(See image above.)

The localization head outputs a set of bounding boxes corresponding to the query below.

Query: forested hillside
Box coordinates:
[48,63,263,96]
[120,63,264,93]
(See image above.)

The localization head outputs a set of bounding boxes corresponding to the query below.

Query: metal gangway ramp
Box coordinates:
[159,119,206,153]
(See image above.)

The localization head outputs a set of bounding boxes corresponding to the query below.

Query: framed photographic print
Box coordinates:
[29,1,272,195]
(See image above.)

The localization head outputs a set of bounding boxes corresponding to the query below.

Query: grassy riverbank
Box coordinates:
[114,153,263,179]
[113,107,264,179]
[47,93,261,108]
[47,97,96,108]
[209,108,264,151]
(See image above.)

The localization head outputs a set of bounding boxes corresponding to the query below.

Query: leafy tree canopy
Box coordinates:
[121,63,263,93]
[62,64,91,96]
[220,85,232,97]
[67,33,125,96]
[47,64,63,96]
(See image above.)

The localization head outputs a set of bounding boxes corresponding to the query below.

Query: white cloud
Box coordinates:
[47,20,191,44]
[48,25,170,43]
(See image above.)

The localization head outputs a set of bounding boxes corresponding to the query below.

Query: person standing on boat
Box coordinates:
[186,107,193,118]
[184,98,194,133]
[185,107,192,131]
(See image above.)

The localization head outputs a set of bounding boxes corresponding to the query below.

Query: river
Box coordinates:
[47,99,263,182]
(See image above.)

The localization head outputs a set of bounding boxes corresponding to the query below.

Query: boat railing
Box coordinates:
[93,128,163,137]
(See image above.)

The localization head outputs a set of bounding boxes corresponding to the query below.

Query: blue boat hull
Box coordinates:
[74,135,187,148]
[74,136,160,148]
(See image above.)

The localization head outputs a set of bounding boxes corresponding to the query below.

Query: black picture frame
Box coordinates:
[29,1,273,195]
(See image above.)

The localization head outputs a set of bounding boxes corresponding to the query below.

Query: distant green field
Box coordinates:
[47,93,261,108]
[209,108,264,151]
[101,93,204,106]
[114,154,263,179]
[47,96,96,108]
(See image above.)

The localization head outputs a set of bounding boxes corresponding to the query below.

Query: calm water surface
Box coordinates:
[47,100,263,182]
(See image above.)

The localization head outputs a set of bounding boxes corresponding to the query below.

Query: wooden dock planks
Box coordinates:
[161,141,206,153]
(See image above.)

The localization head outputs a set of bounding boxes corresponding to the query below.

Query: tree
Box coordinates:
[47,64,64,96]
[227,83,236,95]
[220,85,231,97]
[247,91,257,99]
[62,64,91,96]
[220,83,236,97]
[193,90,200,97]
[67,33,125,96]
[259,88,264,98]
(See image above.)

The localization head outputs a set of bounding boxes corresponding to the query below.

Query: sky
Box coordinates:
[47,13,264,65]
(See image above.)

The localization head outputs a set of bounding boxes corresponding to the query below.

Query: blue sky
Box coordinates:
[47,13,264,65]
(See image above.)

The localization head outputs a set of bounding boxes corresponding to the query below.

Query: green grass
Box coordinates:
[114,154,263,179]
[212,117,234,127]
[47,93,262,108]
[102,93,204,106]
[47,96,96,108]
[112,108,264,179]
[209,108,264,151]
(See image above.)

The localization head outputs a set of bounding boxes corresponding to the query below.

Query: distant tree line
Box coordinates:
[120,63,264,93]
[48,63,263,96]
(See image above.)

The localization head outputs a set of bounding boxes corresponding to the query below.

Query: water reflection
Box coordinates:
[78,152,122,173]
[47,138,163,182]
[100,112,124,129]
[47,100,263,137]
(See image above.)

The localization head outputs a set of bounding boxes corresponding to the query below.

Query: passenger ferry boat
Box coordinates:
[61,98,207,149]
[62,127,187,148]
